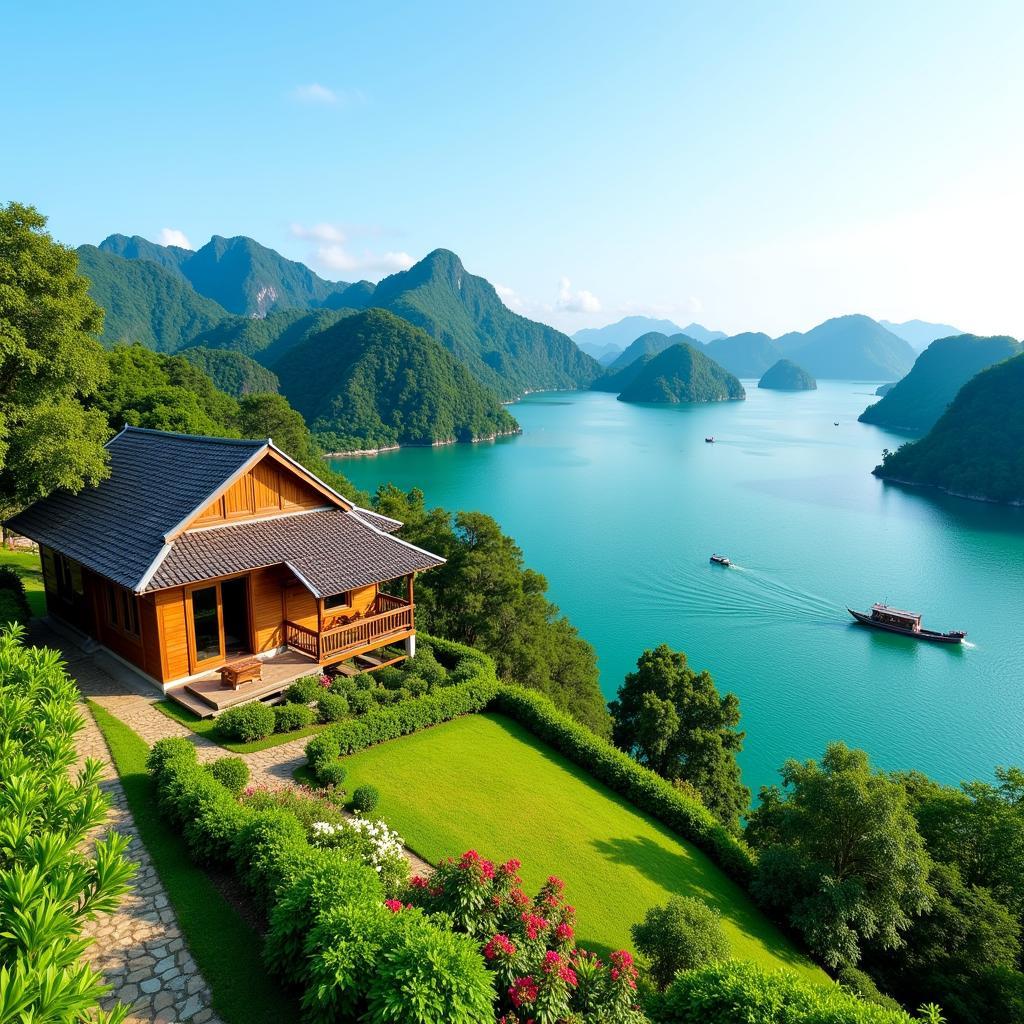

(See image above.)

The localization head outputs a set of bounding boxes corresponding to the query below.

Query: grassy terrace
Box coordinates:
[0,546,45,615]
[337,712,826,981]
[154,698,327,753]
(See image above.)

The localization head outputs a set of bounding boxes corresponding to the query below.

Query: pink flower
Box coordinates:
[509,976,538,1008]
[542,950,562,973]
[410,874,429,889]
[501,858,522,875]
[555,922,574,943]
[546,875,565,892]
[483,934,517,959]
[384,899,404,913]
[520,912,549,940]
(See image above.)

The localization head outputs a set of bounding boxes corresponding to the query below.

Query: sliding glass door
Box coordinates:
[189,584,222,667]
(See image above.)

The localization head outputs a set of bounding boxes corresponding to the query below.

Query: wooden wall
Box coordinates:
[284,579,318,631]
[154,587,190,682]
[251,567,286,652]
[194,456,326,527]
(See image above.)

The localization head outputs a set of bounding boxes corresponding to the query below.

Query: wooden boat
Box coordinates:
[710,553,731,566]
[705,436,715,443]
[847,603,966,644]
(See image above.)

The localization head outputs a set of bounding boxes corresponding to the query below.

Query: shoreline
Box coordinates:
[325,426,522,459]
[874,472,1024,508]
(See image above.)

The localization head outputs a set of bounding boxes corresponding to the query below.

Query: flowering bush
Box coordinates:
[241,783,345,828]
[311,817,409,896]
[406,850,644,1023]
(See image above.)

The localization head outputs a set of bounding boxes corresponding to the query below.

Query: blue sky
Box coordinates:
[3,1,1022,336]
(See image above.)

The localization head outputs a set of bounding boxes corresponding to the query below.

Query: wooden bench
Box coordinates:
[219,657,263,690]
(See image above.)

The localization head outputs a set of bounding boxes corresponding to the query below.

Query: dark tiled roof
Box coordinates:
[7,427,266,590]
[351,507,402,534]
[146,508,443,596]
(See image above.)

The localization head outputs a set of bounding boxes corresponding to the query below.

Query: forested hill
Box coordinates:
[98,232,353,316]
[704,332,781,378]
[618,343,745,404]
[776,314,916,379]
[605,331,691,371]
[367,249,602,399]
[859,334,1021,434]
[77,246,229,351]
[758,358,816,390]
[178,347,280,397]
[272,308,520,452]
[874,352,1024,504]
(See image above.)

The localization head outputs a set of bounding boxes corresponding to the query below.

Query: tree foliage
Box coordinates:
[617,343,746,404]
[0,202,111,517]
[746,743,933,969]
[631,896,730,990]
[179,347,279,397]
[609,644,749,830]
[373,485,610,736]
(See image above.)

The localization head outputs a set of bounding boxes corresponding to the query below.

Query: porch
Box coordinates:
[284,591,414,665]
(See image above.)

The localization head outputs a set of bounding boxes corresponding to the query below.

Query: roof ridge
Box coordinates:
[119,425,268,446]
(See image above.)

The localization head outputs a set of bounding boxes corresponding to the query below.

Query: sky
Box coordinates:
[3,1,1023,337]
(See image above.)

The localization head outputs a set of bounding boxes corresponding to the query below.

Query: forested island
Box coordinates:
[758,358,816,391]
[617,343,746,404]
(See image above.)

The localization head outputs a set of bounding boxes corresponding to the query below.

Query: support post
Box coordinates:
[405,634,416,658]
[406,572,415,605]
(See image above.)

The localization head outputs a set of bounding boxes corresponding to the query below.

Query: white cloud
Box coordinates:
[290,222,413,279]
[556,276,602,314]
[494,283,525,311]
[289,222,345,243]
[291,83,338,104]
[158,227,192,249]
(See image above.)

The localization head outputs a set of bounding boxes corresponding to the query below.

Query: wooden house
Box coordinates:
[7,427,444,702]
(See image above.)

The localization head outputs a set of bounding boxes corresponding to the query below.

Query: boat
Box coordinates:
[847,603,966,644]
[705,436,715,443]
[834,421,839,426]
[710,553,731,566]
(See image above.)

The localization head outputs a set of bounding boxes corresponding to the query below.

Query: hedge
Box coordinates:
[0,566,31,626]
[649,961,915,1024]
[146,737,494,1023]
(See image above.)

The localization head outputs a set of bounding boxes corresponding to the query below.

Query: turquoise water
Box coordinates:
[332,384,1024,793]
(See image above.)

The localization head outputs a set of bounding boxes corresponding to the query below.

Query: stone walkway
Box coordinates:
[45,619,432,1022]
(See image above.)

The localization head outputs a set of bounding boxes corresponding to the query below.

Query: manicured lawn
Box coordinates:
[341,712,826,982]
[88,701,299,1024]
[0,546,45,616]
[154,698,326,753]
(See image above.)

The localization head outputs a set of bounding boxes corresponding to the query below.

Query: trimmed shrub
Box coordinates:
[403,673,429,697]
[329,675,359,698]
[208,755,250,795]
[406,645,447,686]
[375,665,406,689]
[0,567,30,625]
[305,732,342,778]
[351,784,380,813]
[349,690,377,715]
[146,735,196,781]
[317,692,350,723]
[274,702,315,733]
[374,687,410,705]
[285,675,323,705]
[632,896,730,990]
[318,761,348,788]
[650,960,915,1024]
[216,701,275,743]
[242,784,346,828]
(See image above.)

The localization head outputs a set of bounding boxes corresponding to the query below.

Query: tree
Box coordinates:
[746,742,933,969]
[631,896,729,990]
[373,485,610,736]
[609,645,748,830]
[0,202,111,517]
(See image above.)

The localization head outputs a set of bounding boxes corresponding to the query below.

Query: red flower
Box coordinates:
[510,887,531,908]
[555,922,574,943]
[542,950,562,973]
[509,976,538,1008]
[520,912,549,940]
[546,875,565,892]
[384,899,404,913]
[609,950,638,989]
[410,874,429,889]
[484,934,517,959]
[501,858,522,875]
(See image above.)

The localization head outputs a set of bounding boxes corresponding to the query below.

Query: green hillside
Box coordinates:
[777,314,916,379]
[77,245,229,352]
[178,347,280,397]
[273,308,520,451]
[590,352,657,393]
[606,331,691,371]
[874,352,1024,504]
[859,334,1020,433]
[369,249,601,398]
[618,343,746,404]
[758,358,816,391]
[705,332,781,378]
[98,232,193,274]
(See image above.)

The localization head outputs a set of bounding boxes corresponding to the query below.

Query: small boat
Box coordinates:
[710,554,731,566]
[848,603,966,644]
[705,436,715,443]
[834,421,839,426]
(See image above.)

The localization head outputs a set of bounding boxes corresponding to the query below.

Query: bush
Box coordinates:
[0,567,30,624]
[351,784,380,813]
[216,701,275,742]
[208,756,250,795]
[632,896,730,990]
[274,702,315,733]
[406,645,447,686]
[146,735,196,781]
[310,816,408,895]
[0,627,136,1022]
[317,692,350,723]
[329,675,358,698]
[242,784,345,829]
[285,675,323,704]
[349,690,377,715]
[650,961,916,1023]
[835,966,905,1013]
[375,687,410,705]
[317,761,348,788]
[376,665,406,689]
[404,673,430,697]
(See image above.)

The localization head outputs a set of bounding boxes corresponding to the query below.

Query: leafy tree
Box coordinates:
[609,645,748,830]
[373,485,610,736]
[631,896,730,990]
[180,347,279,396]
[0,202,111,517]
[747,742,933,969]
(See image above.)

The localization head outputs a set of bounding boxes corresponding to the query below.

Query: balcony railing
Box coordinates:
[284,596,414,664]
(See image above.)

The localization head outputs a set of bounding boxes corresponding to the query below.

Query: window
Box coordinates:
[105,582,140,639]
[324,592,351,610]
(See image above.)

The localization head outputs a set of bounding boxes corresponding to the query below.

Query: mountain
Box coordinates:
[775,315,916,379]
[876,383,896,397]
[272,308,520,452]
[704,332,781,378]
[758,359,816,391]
[879,319,963,351]
[607,332,694,372]
[178,348,280,397]
[76,245,230,352]
[577,341,624,365]
[873,352,1024,505]
[367,249,601,399]
[618,343,745,404]
[590,352,657,393]
[572,316,684,356]
[678,322,727,344]
[859,334,1021,434]
[99,232,353,316]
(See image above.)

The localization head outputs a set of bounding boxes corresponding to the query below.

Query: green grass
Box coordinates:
[340,712,826,982]
[87,701,299,1024]
[154,698,326,753]
[0,547,45,617]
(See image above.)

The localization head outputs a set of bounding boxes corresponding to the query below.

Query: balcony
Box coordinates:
[284,592,414,665]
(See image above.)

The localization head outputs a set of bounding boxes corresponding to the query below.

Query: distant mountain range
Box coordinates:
[573,316,725,362]
[878,319,963,352]
[606,332,695,372]
[775,315,916,380]
[618,343,745,405]
[703,332,780,378]
[859,334,1021,434]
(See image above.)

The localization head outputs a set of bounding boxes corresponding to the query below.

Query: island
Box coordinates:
[617,343,745,404]
[757,358,816,391]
